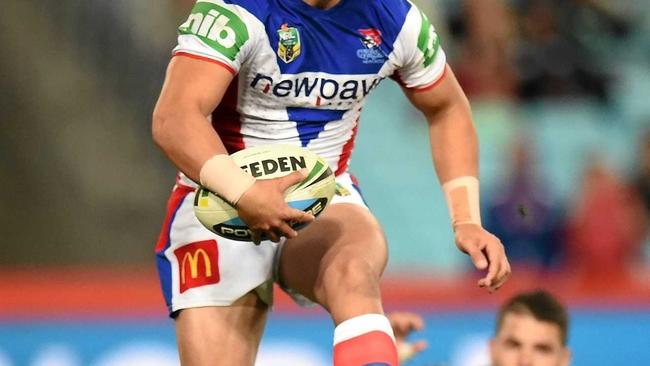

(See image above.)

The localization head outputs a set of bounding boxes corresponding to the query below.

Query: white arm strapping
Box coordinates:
[441,176,481,228]
[199,154,256,206]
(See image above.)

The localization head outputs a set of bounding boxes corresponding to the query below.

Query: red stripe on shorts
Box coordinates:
[154,185,194,253]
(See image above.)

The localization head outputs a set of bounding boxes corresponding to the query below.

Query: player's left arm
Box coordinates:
[402,65,511,292]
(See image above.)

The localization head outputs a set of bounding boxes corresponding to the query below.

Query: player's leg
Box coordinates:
[174,292,268,366]
[279,202,398,365]
[156,184,278,366]
[281,203,387,321]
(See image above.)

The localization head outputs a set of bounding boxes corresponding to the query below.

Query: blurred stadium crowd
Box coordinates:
[1,0,650,364]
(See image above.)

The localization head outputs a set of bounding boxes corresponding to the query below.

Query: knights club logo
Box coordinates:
[358,28,382,48]
[357,28,385,64]
[277,23,301,63]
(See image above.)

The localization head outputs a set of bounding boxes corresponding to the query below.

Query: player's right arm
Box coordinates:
[152,56,231,179]
[153,1,313,243]
[152,56,312,244]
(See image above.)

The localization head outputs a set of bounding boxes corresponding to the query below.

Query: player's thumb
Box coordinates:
[278,169,308,191]
[466,245,488,270]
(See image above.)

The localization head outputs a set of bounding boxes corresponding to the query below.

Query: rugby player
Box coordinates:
[491,290,571,366]
[152,0,511,364]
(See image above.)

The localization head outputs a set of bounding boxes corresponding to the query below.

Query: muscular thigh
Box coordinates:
[175,292,268,366]
[278,203,388,305]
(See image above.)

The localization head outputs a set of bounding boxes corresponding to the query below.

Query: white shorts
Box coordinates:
[155,172,368,316]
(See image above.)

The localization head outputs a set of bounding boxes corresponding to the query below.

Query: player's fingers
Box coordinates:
[497,258,511,282]
[393,318,421,338]
[277,169,308,192]
[397,340,428,363]
[463,241,488,270]
[275,221,298,239]
[392,321,410,338]
[400,312,425,332]
[490,259,512,292]
[412,340,428,353]
[489,277,507,293]
[250,230,262,245]
[480,240,504,288]
[413,315,425,331]
[283,208,315,223]
[266,229,280,243]
[489,278,507,292]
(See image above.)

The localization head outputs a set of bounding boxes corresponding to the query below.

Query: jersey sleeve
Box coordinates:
[173,0,262,74]
[391,4,447,90]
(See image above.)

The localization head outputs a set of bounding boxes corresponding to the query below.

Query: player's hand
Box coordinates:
[454,223,511,292]
[388,312,428,363]
[236,169,315,244]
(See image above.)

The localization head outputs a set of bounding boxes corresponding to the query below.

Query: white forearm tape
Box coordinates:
[442,176,481,228]
[199,154,256,206]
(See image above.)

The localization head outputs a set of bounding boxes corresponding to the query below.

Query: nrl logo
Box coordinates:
[277,23,301,63]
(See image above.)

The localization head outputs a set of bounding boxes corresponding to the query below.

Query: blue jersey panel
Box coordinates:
[288,107,346,146]
[260,0,412,75]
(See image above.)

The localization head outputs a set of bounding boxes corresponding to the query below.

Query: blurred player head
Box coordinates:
[490,290,570,366]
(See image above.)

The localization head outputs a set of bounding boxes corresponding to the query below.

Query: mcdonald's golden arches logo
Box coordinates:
[173,239,220,293]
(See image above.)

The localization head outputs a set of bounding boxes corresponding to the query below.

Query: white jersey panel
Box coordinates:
[388,4,447,89]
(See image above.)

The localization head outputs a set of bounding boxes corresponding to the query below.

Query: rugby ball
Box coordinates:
[193,145,335,242]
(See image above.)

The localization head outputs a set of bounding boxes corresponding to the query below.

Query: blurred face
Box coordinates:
[491,313,570,366]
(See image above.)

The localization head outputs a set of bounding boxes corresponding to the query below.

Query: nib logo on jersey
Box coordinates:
[178,2,249,61]
[250,73,383,106]
[357,28,386,64]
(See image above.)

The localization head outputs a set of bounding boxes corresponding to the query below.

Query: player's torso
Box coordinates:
[187,0,415,174]
[238,0,404,111]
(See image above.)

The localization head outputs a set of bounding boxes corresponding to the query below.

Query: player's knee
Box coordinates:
[315,256,380,301]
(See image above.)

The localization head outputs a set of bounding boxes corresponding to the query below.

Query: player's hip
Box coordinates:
[154,172,369,314]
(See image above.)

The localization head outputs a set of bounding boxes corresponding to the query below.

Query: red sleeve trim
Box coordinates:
[411,65,448,93]
[172,51,236,75]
